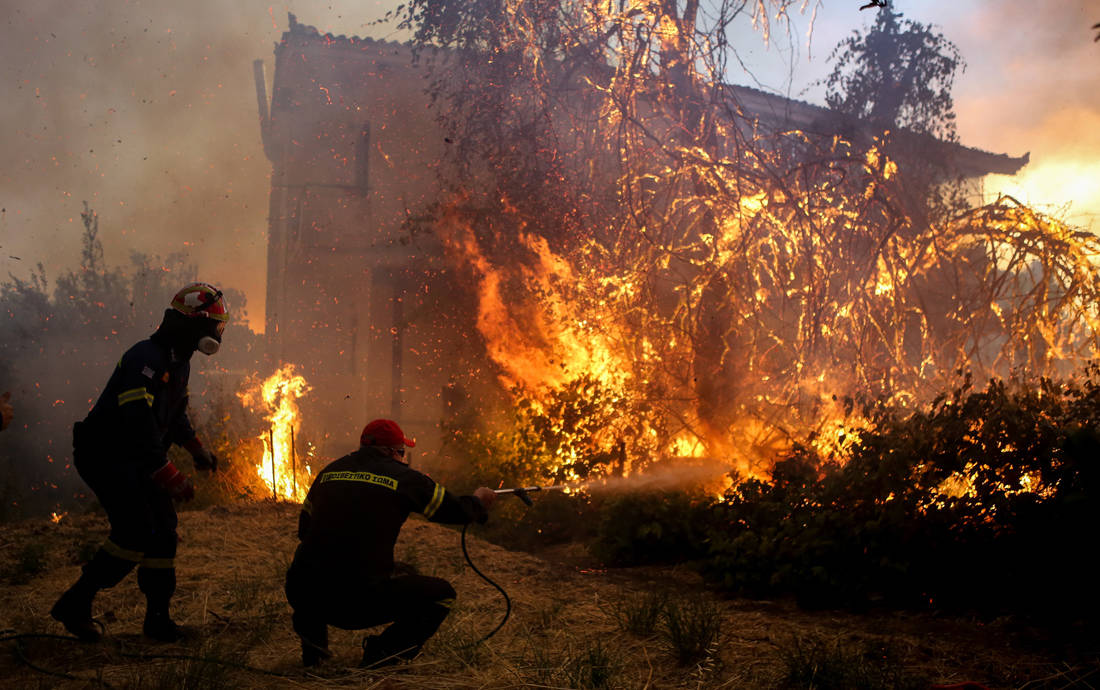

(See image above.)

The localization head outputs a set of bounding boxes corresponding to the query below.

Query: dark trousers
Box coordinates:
[72,438,178,612]
[286,566,456,660]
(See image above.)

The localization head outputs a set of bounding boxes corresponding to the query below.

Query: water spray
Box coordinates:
[470,468,731,642]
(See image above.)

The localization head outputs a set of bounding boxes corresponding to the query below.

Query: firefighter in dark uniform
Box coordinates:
[50,282,228,642]
[285,418,497,668]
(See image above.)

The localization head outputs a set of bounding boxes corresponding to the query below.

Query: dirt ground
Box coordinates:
[0,501,1095,688]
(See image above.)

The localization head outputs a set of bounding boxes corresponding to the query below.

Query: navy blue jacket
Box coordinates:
[292,446,487,580]
[80,335,197,474]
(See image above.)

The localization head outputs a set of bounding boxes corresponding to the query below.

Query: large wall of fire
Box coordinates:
[253,14,1029,466]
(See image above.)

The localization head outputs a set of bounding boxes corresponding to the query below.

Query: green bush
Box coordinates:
[470,490,603,553]
[700,369,1100,621]
[590,489,714,566]
[610,588,666,636]
[661,595,721,666]
[777,635,929,689]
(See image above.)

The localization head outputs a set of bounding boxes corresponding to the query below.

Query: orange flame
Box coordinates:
[238,364,312,501]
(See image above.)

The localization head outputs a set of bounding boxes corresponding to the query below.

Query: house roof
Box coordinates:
[723,83,1029,177]
[278,13,1029,179]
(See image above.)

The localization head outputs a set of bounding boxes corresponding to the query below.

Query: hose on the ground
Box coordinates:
[460,521,511,644]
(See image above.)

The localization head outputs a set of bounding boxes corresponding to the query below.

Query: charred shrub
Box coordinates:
[590,489,714,566]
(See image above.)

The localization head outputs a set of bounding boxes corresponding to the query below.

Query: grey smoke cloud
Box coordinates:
[788,0,1099,226]
[0,1,396,331]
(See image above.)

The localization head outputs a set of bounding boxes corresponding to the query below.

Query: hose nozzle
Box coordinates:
[493,486,546,506]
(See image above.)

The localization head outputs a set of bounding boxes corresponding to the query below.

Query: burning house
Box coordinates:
[253,14,1030,466]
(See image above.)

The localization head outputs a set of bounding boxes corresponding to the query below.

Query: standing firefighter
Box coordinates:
[50,282,228,642]
[285,418,497,668]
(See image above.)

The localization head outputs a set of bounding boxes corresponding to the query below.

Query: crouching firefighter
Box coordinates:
[285,419,497,668]
[50,282,228,642]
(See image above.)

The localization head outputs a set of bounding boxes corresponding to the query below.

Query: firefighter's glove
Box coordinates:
[192,447,219,473]
[152,462,195,502]
[184,438,218,473]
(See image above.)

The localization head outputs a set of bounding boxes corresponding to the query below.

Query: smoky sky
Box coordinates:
[1,1,1096,335]
[0,1,397,331]
[771,0,1100,227]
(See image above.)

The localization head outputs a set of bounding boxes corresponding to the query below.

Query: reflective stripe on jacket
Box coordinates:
[293,446,487,579]
[80,337,195,474]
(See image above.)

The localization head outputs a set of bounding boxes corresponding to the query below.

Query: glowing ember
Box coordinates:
[238,364,312,501]
[50,511,66,524]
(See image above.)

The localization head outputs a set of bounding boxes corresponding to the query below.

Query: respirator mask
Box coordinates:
[196,319,226,356]
[193,291,226,356]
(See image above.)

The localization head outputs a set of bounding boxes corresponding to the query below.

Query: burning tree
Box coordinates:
[396,1,1100,481]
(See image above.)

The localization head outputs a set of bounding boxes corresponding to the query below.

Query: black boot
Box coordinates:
[301,638,334,668]
[143,609,184,642]
[49,580,102,642]
[138,566,183,642]
[292,610,332,667]
[360,635,407,669]
[51,545,138,641]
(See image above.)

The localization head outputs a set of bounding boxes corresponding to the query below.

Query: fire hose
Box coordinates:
[461,486,562,644]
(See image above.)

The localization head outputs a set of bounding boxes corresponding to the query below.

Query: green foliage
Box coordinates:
[661,595,721,667]
[442,376,630,490]
[824,5,963,141]
[591,489,714,566]
[701,369,1100,620]
[513,377,631,484]
[472,489,601,553]
[559,638,623,690]
[610,589,666,637]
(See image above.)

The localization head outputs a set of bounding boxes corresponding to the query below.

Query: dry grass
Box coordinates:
[0,501,1091,688]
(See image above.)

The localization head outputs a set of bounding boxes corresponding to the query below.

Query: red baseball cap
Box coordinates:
[360,419,416,448]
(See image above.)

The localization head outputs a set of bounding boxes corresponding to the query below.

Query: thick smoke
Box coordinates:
[949,0,1100,228]
[2,0,1094,324]
[0,1,397,331]
[0,1,1095,516]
